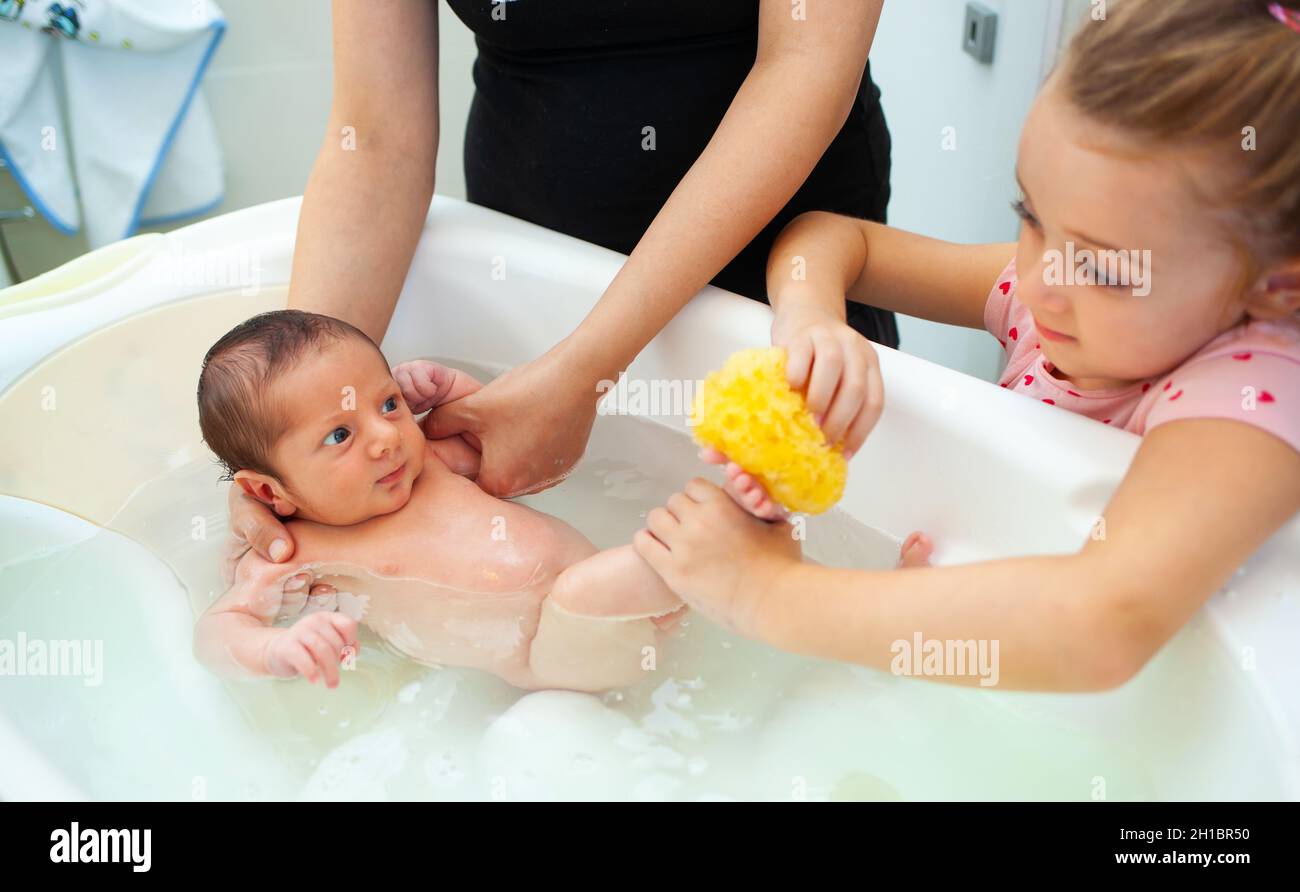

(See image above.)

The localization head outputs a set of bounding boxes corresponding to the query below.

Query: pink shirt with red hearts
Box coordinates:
[984,258,1300,453]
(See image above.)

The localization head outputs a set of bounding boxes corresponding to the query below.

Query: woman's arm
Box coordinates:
[428,0,889,497]
[767,212,1016,330]
[287,0,440,343]
[636,418,1300,692]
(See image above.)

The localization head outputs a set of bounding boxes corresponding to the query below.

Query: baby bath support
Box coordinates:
[0,196,1296,800]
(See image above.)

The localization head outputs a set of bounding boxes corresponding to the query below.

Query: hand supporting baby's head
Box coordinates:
[198,309,426,526]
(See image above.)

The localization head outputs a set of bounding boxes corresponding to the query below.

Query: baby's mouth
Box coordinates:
[376,462,407,486]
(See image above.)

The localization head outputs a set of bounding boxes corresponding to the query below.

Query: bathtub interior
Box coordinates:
[0,197,1297,801]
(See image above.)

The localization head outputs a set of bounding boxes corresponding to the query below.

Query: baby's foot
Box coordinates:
[897,531,933,568]
[700,448,785,521]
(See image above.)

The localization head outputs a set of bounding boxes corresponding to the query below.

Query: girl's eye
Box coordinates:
[323,427,350,447]
[1011,199,1041,230]
[383,396,399,414]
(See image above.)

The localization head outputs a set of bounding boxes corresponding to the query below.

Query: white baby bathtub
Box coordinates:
[0,196,1296,801]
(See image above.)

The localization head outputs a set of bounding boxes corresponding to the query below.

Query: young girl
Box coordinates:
[633,0,1300,692]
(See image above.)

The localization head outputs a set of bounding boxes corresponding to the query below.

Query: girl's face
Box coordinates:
[1012,78,1269,391]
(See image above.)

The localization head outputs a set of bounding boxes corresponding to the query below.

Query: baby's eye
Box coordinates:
[382,396,399,414]
[323,427,350,447]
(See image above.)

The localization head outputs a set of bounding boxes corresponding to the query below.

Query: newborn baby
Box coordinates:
[193,310,683,692]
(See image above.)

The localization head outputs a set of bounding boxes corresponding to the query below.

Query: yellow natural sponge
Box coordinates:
[692,347,847,514]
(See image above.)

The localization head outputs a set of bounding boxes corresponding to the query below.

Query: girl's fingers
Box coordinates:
[804,332,843,418]
[783,335,815,392]
[822,343,867,445]
[684,477,724,502]
[843,356,885,457]
[666,491,693,517]
[633,528,671,564]
[646,506,679,542]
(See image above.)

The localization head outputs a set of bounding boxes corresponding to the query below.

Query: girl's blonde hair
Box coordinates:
[1061,0,1300,271]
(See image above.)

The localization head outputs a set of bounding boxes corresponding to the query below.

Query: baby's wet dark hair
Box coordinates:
[197,309,384,481]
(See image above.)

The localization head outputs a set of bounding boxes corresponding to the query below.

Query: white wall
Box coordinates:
[870,0,1063,381]
[3,0,1079,384]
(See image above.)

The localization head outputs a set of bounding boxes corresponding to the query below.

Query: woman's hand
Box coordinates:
[222,484,295,585]
[423,347,597,498]
[771,304,884,459]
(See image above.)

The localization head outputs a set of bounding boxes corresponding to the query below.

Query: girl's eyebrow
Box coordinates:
[1017,168,1124,254]
[1065,228,1123,254]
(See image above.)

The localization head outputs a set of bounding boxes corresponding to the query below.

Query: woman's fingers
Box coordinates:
[231,493,294,563]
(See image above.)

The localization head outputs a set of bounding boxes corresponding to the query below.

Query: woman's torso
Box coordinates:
[443,0,897,346]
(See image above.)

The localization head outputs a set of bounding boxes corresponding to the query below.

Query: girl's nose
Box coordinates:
[1019,252,1071,314]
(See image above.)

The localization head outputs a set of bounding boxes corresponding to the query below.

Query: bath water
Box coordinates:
[0,293,1288,800]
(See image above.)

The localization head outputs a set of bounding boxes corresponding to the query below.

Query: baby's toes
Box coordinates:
[897,531,934,568]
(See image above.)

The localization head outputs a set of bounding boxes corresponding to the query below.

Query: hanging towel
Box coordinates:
[0,0,227,248]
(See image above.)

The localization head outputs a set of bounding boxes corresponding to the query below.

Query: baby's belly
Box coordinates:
[315,566,547,678]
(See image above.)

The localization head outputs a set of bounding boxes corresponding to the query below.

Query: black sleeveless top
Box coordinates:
[443,0,897,347]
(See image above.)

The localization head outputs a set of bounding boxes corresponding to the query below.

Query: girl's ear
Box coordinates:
[1247,264,1300,321]
[233,470,299,517]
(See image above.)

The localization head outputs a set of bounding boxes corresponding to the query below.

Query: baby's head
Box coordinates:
[198,310,425,525]
[1014,0,1300,389]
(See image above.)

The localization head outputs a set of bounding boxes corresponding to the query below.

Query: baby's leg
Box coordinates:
[526,599,657,692]
[549,544,684,623]
[700,448,785,521]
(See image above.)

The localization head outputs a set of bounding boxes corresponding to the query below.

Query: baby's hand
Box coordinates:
[771,305,884,459]
[263,612,360,688]
[699,447,786,521]
[392,359,481,415]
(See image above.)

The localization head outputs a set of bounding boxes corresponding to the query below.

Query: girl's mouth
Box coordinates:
[1037,320,1076,343]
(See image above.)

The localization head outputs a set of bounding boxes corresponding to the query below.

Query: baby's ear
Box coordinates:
[233,470,298,517]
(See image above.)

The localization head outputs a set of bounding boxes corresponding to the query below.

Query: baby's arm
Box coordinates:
[637,419,1300,692]
[393,359,485,477]
[194,550,359,688]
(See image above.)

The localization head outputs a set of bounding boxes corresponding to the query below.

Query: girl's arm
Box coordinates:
[767,212,1016,331]
[636,418,1300,692]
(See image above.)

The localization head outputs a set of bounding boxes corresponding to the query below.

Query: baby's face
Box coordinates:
[257,337,426,525]
[1011,78,1275,391]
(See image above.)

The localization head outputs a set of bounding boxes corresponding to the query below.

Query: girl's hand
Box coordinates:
[262,612,360,688]
[771,304,884,458]
[634,478,802,639]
